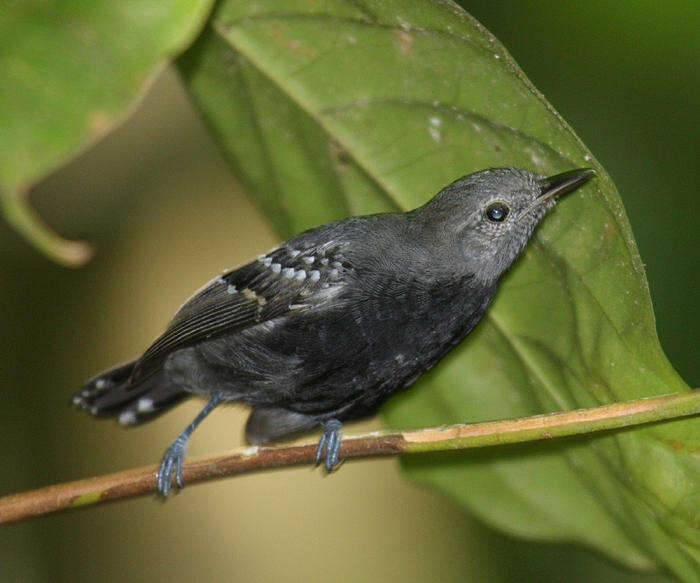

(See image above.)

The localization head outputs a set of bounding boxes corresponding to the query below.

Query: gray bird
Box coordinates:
[73,167,595,496]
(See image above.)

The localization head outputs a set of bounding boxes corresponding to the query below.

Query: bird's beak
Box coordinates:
[537,168,596,202]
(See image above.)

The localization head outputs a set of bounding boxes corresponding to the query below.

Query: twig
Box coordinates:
[1,390,697,525]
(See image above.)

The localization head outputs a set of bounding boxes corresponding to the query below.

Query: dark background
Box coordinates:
[1,2,695,581]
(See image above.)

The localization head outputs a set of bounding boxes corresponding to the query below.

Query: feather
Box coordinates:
[129,242,347,383]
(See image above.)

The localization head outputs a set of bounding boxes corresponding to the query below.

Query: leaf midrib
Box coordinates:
[211,14,664,388]
[212,9,648,280]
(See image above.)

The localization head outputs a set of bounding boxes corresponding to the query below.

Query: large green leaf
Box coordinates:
[0,0,214,264]
[176,1,698,578]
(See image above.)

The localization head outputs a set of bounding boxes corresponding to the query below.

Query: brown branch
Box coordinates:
[0,390,697,525]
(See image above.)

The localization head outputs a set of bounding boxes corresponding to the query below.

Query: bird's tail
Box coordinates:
[73,361,186,426]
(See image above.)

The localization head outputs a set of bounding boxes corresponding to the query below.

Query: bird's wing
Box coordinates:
[130,241,350,383]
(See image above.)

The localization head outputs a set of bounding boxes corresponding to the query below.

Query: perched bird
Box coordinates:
[74,167,595,496]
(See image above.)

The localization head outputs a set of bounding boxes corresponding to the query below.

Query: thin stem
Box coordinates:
[1,189,93,268]
[0,390,697,525]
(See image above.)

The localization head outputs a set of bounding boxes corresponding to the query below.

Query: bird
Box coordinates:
[73,166,595,496]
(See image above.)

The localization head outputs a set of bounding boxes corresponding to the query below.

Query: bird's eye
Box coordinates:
[485,202,510,223]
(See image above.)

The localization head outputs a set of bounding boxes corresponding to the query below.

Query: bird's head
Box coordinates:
[418,167,595,286]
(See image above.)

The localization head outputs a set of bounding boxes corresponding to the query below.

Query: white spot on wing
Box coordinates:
[282,267,295,278]
[309,270,320,282]
[95,379,108,389]
[227,284,237,295]
[271,263,281,273]
[295,270,307,281]
[119,410,137,425]
[137,398,154,413]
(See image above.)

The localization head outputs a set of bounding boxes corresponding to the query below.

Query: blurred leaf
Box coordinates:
[0,0,214,264]
[176,1,698,579]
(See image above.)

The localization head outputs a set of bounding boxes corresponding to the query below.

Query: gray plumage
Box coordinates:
[74,167,595,495]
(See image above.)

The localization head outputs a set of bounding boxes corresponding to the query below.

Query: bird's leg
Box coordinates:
[315,418,343,472]
[157,392,224,496]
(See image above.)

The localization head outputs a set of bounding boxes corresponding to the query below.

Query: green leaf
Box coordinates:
[176,1,698,578]
[0,0,214,265]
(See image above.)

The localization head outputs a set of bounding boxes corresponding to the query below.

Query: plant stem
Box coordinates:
[1,189,93,268]
[0,390,697,525]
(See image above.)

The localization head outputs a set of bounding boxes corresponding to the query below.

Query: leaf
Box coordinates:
[176,1,699,578]
[0,0,215,265]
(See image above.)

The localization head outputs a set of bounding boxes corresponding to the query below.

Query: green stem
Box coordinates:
[401,389,700,452]
[1,189,93,268]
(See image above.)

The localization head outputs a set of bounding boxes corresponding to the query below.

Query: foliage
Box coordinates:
[1,2,696,580]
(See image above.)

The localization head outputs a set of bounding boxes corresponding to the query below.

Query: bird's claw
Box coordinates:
[315,419,342,472]
[157,438,187,496]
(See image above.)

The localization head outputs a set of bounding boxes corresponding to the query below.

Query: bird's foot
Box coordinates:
[315,419,342,472]
[156,436,188,496]
[155,393,223,497]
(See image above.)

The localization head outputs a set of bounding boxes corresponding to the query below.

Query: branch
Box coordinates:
[1,390,697,525]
